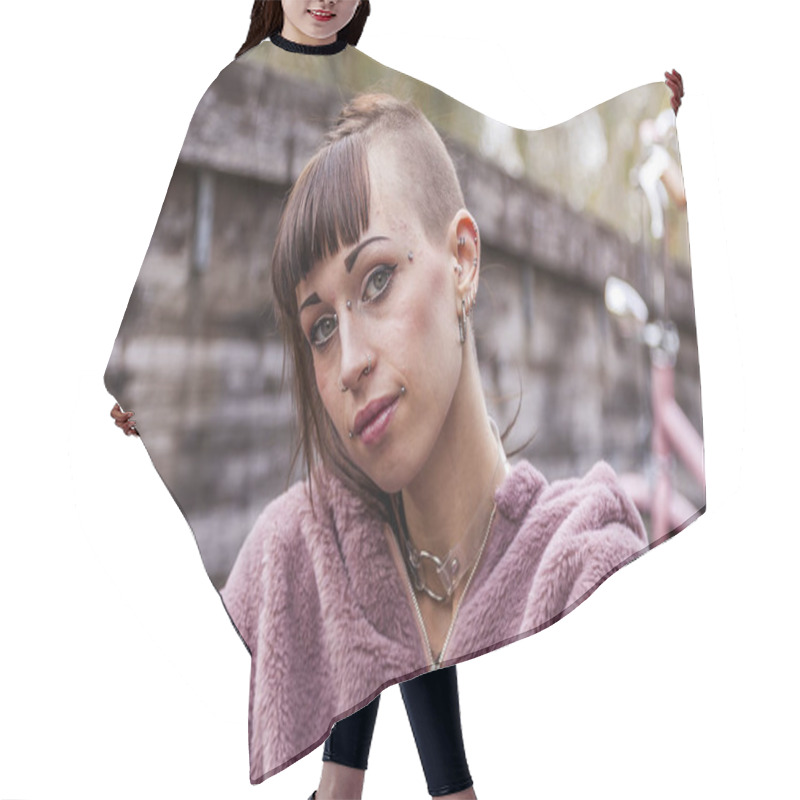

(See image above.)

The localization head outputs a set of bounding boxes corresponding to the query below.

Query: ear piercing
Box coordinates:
[453,259,477,274]
[458,283,478,345]
[467,282,477,312]
[457,226,479,249]
[456,224,480,276]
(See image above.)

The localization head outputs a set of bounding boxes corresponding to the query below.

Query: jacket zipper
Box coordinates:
[399,503,498,670]
[403,568,436,667]
[436,504,497,668]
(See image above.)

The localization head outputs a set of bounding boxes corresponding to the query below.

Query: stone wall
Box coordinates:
[106,61,702,585]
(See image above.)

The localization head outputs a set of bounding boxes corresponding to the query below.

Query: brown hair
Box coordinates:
[237,0,371,59]
[271,94,467,519]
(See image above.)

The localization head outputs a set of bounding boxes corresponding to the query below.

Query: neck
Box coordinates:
[400,352,510,558]
[281,20,337,47]
[271,30,348,56]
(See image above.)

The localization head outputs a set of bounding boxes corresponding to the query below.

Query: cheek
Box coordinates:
[400,265,457,375]
[312,359,341,423]
[415,263,453,343]
[285,1,310,30]
[315,363,335,406]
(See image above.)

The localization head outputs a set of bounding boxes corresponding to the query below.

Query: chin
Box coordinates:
[359,459,411,496]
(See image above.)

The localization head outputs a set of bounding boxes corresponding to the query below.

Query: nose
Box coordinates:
[338,312,373,392]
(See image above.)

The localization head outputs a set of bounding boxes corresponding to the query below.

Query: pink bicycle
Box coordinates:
[604,108,704,545]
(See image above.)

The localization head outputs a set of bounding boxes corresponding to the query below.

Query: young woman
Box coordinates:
[109,3,686,798]
[114,4,478,799]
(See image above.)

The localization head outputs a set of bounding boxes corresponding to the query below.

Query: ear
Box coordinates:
[446,209,481,304]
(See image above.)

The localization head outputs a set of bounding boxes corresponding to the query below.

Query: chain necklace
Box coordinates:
[393,418,508,603]
[399,501,498,668]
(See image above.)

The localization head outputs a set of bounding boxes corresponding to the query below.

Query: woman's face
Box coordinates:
[296,142,467,494]
[280,0,361,46]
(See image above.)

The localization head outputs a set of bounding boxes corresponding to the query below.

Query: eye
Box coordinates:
[310,313,338,349]
[363,263,397,303]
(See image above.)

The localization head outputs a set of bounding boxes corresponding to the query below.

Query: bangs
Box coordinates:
[269,91,466,518]
[272,133,371,316]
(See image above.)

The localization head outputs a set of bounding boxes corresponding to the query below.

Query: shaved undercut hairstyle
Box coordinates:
[271,93,465,517]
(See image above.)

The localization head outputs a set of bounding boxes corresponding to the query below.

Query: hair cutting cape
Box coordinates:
[105,38,704,784]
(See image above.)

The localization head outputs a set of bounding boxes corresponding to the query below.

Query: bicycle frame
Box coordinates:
[604,110,705,543]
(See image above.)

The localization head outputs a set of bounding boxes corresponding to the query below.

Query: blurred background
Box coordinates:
[12,0,800,797]
[105,45,701,586]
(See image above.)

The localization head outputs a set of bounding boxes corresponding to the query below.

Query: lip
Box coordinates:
[307,9,335,21]
[353,394,400,439]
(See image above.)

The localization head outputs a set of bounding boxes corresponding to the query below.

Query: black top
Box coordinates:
[270,32,348,56]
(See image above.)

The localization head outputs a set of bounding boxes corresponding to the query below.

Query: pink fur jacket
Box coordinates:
[220,459,647,783]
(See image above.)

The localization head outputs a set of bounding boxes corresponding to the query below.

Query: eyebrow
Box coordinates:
[299,236,389,311]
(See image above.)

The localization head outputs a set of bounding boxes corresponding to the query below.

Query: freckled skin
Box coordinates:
[297,141,469,493]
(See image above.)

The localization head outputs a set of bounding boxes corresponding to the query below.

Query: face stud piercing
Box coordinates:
[339,380,348,393]
[400,385,406,395]
[408,251,414,261]
[346,300,352,311]
[349,430,354,439]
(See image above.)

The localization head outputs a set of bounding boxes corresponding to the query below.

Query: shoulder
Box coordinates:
[510,460,648,628]
[503,459,647,544]
[542,460,645,538]
[219,473,342,643]
[225,469,346,578]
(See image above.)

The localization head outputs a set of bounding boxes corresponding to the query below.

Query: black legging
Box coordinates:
[323,665,473,797]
